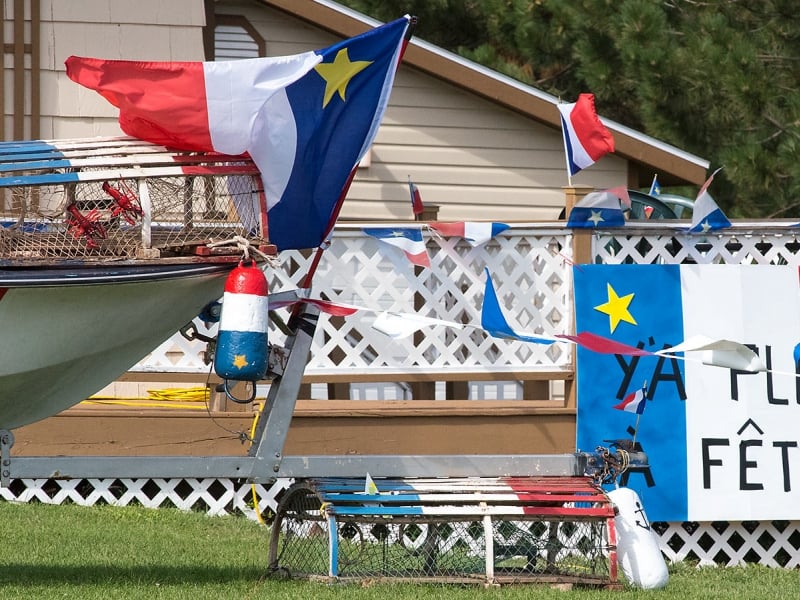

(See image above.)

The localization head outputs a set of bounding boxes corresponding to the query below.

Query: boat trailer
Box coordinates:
[0,302,647,588]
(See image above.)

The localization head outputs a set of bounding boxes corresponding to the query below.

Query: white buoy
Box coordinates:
[608,487,669,589]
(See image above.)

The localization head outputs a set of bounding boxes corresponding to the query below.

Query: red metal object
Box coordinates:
[65,203,107,249]
[102,180,143,225]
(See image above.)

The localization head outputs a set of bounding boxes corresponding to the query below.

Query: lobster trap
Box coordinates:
[0,137,269,262]
[268,476,620,588]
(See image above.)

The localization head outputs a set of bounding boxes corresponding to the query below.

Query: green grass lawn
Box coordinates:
[0,501,796,599]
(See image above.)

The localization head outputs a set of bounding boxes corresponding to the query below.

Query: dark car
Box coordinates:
[627,190,694,220]
[559,190,694,221]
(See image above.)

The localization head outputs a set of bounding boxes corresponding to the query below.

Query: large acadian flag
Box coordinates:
[66,17,412,251]
[574,264,800,521]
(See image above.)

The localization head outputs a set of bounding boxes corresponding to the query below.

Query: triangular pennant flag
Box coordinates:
[689,168,730,232]
[363,227,431,268]
[365,473,379,495]
[429,221,509,246]
[481,269,555,344]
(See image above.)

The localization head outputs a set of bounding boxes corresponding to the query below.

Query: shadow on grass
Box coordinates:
[0,563,269,586]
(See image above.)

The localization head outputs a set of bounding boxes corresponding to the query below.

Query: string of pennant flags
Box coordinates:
[555,92,731,232]
[342,94,743,382]
[364,175,734,272]
[566,168,731,231]
[267,267,767,376]
[396,175,730,272]
[363,222,511,268]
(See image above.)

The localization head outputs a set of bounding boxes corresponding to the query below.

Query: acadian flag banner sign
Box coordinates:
[574,264,800,521]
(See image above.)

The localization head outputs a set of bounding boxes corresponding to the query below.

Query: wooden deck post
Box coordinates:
[411,203,439,400]
[562,186,594,410]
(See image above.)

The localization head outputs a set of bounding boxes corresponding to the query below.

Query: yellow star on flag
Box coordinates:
[594,283,637,333]
[314,48,372,108]
[232,354,249,369]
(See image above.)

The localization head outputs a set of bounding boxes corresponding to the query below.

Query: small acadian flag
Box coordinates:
[613,385,647,414]
[557,93,615,177]
[408,176,424,216]
[566,188,627,228]
[649,174,661,196]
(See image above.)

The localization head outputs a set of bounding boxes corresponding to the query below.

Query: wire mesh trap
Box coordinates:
[267,477,620,588]
[0,138,268,262]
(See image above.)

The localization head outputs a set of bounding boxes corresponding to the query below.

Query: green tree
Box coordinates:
[343,0,800,218]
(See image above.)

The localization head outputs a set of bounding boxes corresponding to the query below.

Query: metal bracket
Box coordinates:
[248,305,320,477]
[0,429,14,487]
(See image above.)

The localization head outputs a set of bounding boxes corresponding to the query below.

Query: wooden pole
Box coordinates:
[563,185,595,411]
[410,204,439,400]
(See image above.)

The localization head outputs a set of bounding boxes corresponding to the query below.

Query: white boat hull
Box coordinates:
[0,263,233,429]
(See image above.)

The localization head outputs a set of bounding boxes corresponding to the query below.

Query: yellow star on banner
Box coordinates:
[314,48,372,108]
[232,354,249,369]
[594,283,637,333]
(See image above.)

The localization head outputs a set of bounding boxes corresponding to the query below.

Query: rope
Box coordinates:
[222,378,257,404]
[617,448,630,474]
[249,405,266,526]
[83,386,209,409]
[206,235,278,266]
[81,399,207,410]
[147,387,208,402]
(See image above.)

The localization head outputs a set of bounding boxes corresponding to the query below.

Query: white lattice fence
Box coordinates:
[594,224,800,266]
[654,521,800,568]
[132,224,574,382]
[22,221,800,569]
[0,477,290,520]
[128,223,800,377]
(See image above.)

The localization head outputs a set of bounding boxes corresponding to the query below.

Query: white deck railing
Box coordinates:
[132,221,800,399]
[33,220,800,567]
[133,224,575,395]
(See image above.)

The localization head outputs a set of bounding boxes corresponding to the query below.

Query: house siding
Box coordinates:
[15,0,642,220]
[218,1,625,222]
[34,1,206,139]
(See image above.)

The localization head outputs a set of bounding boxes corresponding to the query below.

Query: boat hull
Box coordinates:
[0,262,234,430]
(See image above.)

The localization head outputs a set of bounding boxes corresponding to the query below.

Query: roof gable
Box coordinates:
[255,0,708,186]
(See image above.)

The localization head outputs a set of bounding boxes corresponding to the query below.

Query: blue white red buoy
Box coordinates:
[214,261,269,382]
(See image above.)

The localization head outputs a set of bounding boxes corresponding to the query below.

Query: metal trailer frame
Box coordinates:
[0,301,638,487]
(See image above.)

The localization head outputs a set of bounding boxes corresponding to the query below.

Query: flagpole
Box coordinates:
[632,413,642,447]
[632,380,647,446]
[557,97,573,188]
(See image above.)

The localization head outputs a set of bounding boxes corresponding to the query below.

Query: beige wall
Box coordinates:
[37,0,206,139]
[26,0,625,221]
[218,1,625,222]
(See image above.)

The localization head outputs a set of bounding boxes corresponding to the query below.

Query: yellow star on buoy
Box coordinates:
[232,354,249,369]
[314,48,372,108]
[594,283,637,333]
